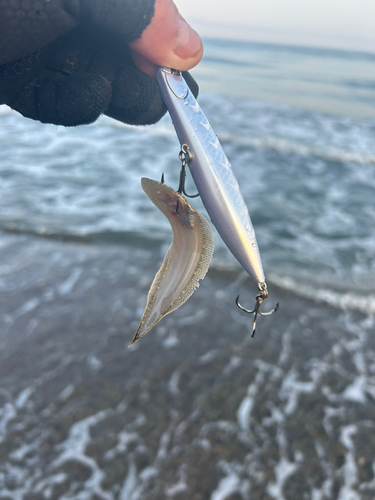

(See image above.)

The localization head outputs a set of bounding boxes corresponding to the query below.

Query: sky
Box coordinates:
[175,0,375,53]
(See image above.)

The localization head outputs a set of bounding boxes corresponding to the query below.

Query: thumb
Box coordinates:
[129,0,203,77]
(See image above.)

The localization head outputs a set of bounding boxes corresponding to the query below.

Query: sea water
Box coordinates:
[0,37,374,306]
[1,37,375,500]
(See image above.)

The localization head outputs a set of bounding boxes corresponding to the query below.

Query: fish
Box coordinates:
[130,178,214,345]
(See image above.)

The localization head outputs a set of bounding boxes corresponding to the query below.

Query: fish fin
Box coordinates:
[130,244,174,345]
[165,210,214,313]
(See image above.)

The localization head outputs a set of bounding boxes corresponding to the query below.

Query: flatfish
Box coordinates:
[130,178,214,345]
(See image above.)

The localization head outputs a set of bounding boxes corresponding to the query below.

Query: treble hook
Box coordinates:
[236,282,279,338]
[178,144,199,198]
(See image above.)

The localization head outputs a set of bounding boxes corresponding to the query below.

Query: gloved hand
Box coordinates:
[0,0,202,126]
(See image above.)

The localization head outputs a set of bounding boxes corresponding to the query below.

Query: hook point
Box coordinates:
[235,287,278,337]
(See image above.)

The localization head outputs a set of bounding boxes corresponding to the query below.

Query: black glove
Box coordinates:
[0,0,198,126]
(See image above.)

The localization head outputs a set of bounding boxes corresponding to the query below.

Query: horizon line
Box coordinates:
[190,19,375,56]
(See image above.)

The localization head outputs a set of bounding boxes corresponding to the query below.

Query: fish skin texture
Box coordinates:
[130,178,214,345]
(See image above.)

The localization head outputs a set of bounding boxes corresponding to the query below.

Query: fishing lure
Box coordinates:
[156,67,278,336]
[130,178,214,345]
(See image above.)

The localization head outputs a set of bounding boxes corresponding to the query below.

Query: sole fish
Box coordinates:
[130,178,214,345]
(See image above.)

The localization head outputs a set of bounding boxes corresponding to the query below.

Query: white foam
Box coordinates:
[162,331,180,349]
[0,403,16,443]
[168,369,181,396]
[15,386,34,409]
[34,473,67,497]
[342,376,368,404]
[223,356,242,376]
[0,463,32,500]
[156,429,172,462]
[199,421,238,439]
[338,425,360,500]
[57,384,75,402]
[13,298,40,319]
[104,430,138,461]
[222,133,375,165]
[237,361,281,431]
[211,472,240,500]
[139,466,158,482]
[199,349,221,364]
[165,480,188,497]
[120,461,138,500]
[177,307,207,327]
[237,394,254,432]
[269,274,375,315]
[57,267,82,295]
[210,461,250,500]
[281,364,326,415]
[267,457,298,500]
[87,356,102,372]
[313,441,335,499]
[53,409,113,500]
[11,441,36,461]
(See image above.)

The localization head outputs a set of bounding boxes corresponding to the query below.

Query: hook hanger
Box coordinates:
[178,144,199,198]
[160,145,199,198]
[236,282,279,337]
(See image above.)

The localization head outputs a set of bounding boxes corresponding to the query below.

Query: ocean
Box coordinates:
[0,38,375,499]
[1,38,374,308]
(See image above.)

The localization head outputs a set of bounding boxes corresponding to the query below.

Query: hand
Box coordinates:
[0,0,202,127]
[130,0,203,78]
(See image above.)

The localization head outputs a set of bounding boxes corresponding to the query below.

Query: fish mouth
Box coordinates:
[141,177,167,201]
[141,177,185,214]
[141,177,159,192]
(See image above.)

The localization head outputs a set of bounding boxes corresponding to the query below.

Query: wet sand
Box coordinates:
[0,232,374,500]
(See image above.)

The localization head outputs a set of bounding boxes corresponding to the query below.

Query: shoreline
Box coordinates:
[0,232,374,499]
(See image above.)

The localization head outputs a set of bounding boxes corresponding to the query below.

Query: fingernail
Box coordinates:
[173,17,202,59]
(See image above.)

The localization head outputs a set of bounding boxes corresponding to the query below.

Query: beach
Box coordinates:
[0,232,374,499]
[0,37,375,499]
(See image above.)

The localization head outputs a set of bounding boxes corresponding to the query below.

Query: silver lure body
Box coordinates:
[156,67,265,284]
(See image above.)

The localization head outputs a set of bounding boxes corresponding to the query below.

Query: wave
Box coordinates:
[218,133,375,166]
[0,226,165,249]
[136,121,375,166]
[2,225,374,315]
[116,102,375,167]
[205,37,375,62]
[268,273,375,315]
